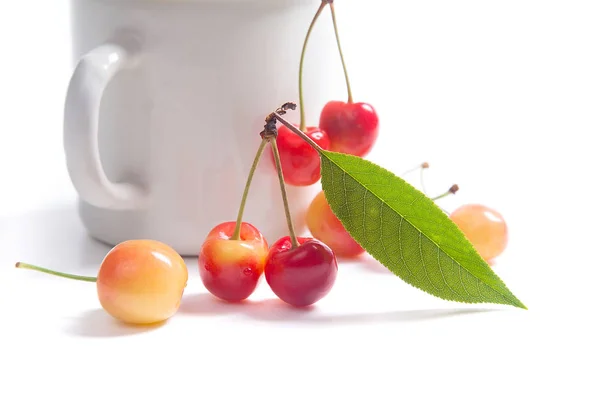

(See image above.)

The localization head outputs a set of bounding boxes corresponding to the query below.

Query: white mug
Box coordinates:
[64,0,339,256]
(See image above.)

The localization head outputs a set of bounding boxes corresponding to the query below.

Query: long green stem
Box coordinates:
[231,139,268,240]
[328,2,353,103]
[269,138,300,248]
[15,262,97,282]
[273,113,323,153]
[299,2,327,131]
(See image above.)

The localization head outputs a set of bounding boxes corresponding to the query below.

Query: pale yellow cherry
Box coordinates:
[450,204,508,262]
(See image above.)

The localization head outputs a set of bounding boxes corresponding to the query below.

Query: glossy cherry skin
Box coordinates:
[450,204,508,262]
[199,221,269,302]
[265,236,338,307]
[97,240,189,325]
[306,191,365,258]
[319,101,379,157]
[272,124,330,186]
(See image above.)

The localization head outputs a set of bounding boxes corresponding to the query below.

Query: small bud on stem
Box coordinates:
[431,184,460,201]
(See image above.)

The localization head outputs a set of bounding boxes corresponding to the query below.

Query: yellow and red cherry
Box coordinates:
[197,137,271,302]
[265,236,338,307]
[96,240,188,324]
[271,124,330,186]
[306,190,364,258]
[16,239,189,325]
[450,204,508,262]
[199,221,269,302]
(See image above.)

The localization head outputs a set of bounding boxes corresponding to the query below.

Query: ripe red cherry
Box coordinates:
[316,1,380,157]
[271,124,330,186]
[265,236,338,307]
[319,101,379,157]
[199,221,269,302]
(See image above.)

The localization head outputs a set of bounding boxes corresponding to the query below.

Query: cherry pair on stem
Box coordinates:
[199,105,338,307]
[275,0,379,187]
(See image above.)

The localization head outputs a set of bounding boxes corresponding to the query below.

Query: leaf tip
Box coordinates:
[511,297,528,310]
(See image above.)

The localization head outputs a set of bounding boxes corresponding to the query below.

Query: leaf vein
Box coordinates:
[398,218,417,280]
[419,232,441,292]
[437,247,462,298]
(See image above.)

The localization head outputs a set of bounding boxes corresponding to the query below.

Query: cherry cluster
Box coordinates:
[14,1,510,327]
[199,105,337,307]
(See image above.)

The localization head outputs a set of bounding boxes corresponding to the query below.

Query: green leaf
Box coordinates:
[319,150,526,309]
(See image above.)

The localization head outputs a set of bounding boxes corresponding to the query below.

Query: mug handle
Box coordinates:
[63,38,148,210]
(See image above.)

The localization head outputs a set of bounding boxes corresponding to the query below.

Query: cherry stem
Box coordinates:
[272,113,323,153]
[231,139,268,241]
[420,167,428,195]
[15,262,97,282]
[327,1,353,103]
[401,162,429,177]
[269,138,300,248]
[431,184,460,201]
[299,1,327,132]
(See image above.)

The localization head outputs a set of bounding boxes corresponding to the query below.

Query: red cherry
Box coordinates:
[199,221,269,302]
[265,236,338,307]
[271,124,330,186]
[319,101,379,157]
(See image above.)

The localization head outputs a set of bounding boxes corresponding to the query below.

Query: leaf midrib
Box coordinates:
[322,153,520,307]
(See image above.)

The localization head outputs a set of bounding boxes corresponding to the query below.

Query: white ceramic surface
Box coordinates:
[64,0,337,255]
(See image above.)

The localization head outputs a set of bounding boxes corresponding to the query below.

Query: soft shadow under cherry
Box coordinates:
[243,303,498,325]
[307,307,501,325]
[179,293,316,320]
[177,291,501,325]
[243,298,316,321]
[178,293,253,315]
[66,309,165,338]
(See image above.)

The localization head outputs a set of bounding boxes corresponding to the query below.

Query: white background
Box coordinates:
[1,1,599,399]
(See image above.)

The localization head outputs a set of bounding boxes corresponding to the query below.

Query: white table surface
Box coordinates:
[1,1,599,399]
